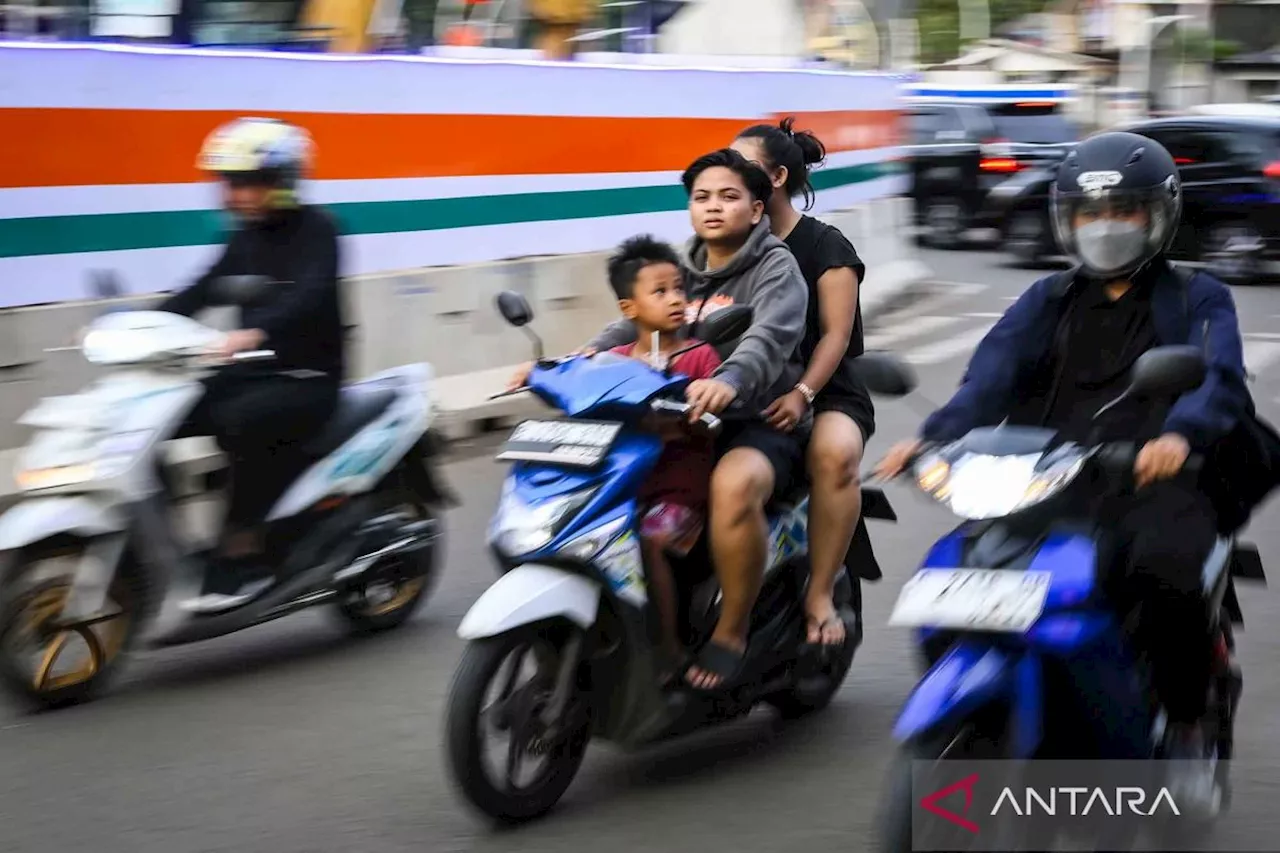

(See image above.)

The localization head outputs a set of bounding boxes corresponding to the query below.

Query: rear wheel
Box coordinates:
[1005,208,1051,266]
[765,580,861,720]
[923,198,966,249]
[335,484,443,634]
[445,623,591,823]
[0,541,138,710]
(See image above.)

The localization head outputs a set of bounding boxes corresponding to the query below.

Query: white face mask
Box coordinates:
[1075,219,1147,274]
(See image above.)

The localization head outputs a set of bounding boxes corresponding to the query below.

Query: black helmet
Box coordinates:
[1051,131,1182,279]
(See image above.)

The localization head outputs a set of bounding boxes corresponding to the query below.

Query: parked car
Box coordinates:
[998,114,1280,283]
[906,100,1078,249]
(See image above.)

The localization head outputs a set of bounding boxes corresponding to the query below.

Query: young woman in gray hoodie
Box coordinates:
[583,148,811,691]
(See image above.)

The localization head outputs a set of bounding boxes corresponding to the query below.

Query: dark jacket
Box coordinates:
[160,206,344,379]
[919,260,1250,451]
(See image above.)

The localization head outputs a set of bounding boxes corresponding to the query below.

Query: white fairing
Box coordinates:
[80,311,224,366]
[266,363,434,521]
[0,498,125,552]
[457,564,602,639]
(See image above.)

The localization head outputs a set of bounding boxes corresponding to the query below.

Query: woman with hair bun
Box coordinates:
[731,117,877,656]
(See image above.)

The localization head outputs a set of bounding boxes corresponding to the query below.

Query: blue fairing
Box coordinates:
[507,431,665,558]
[900,527,1135,756]
[894,642,1015,741]
[528,353,689,419]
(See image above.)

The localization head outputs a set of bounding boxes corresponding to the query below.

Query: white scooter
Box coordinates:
[0,277,454,709]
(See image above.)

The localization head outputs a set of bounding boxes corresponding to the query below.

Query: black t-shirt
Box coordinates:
[1037,278,1165,444]
[784,214,869,401]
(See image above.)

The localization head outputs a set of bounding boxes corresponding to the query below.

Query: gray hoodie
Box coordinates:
[586,217,809,417]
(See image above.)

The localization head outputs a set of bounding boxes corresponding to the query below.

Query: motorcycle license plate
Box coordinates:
[889,568,1051,633]
[495,419,622,469]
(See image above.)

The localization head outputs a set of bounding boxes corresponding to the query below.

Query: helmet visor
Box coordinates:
[1051,183,1180,277]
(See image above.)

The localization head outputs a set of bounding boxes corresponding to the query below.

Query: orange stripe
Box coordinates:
[0,108,900,189]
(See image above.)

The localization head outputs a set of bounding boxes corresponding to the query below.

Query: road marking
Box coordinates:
[1243,340,1280,376]
[865,315,965,350]
[904,322,996,366]
[885,282,989,319]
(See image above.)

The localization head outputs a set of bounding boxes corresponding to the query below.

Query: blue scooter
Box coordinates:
[443,291,898,823]
[857,347,1268,851]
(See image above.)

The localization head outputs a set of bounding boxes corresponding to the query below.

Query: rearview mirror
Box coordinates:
[1127,345,1206,399]
[495,291,534,327]
[210,275,272,307]
[696,305,753,346]
[850,351,917,398]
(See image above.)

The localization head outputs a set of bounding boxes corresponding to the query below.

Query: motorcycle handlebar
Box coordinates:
[869,440,1203,486]
[649,398,722,435]
[230,349,276,364]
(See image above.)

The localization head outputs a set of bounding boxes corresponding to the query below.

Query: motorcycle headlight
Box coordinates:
[14,430,154,492]
[489,483,599,557]
[913,450,1085,520]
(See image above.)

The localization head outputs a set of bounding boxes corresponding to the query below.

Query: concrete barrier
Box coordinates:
[0,196,931,501]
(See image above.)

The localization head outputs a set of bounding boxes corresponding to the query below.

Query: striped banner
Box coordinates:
[0,43,908,307]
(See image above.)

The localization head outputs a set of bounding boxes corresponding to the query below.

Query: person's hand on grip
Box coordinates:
[506,362,534,392]
[873,439,923,481]
[1134,433,1190,488]
[218,328,266,358]
[686,378,737,422]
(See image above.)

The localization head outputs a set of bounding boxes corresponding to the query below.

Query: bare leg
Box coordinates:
[804,412,865,646]
[641,538,684,675]
[686,448,774,690]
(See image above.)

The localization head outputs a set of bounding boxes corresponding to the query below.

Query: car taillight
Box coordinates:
[980,157,1022,173]
[1264,161,1280,179]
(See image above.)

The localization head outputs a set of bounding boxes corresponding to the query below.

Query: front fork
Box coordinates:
[50,533,128,629]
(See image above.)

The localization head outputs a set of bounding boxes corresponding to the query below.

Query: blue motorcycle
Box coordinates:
[444,291,898,823]
[859,347,1268,851]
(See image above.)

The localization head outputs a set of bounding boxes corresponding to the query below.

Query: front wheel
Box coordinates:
[445,623,591,823]
[876,711,1010,853]
[0,540,138,710]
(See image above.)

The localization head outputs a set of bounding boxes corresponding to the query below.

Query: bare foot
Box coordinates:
[804,596,847,647]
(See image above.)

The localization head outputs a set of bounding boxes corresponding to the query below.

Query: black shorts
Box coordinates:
[715,420,806,503]
[814,387,876,444]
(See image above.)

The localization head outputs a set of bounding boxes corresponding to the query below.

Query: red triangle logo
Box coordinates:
[920,772,980,834]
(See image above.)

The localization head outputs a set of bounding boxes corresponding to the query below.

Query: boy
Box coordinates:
[606,235,722,680]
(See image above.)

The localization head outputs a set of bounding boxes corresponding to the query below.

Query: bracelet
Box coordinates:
[794,382,816,406]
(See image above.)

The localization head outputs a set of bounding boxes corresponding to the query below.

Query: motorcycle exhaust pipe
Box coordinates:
[333,517,440,584]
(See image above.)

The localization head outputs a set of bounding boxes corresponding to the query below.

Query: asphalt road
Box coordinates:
[6,247,1280,853]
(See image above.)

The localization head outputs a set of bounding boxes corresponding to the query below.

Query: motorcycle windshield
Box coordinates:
[527,352,688,419]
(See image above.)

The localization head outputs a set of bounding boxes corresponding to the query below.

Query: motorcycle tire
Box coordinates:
[875,709,1010,853]
[445,622,591,824]
[335,483,443,634]
[0,538,140,710]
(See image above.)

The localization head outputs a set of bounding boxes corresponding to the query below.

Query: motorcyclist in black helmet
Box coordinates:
[877,131,1254,812]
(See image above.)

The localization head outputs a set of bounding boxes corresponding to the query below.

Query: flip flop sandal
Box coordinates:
[683,640,746,693]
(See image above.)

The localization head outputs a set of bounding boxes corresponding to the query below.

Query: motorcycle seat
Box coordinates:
[768,481,810,515]
[302,384,397,459]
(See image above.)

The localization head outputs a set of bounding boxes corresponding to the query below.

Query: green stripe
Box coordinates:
[0,161,902,259]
